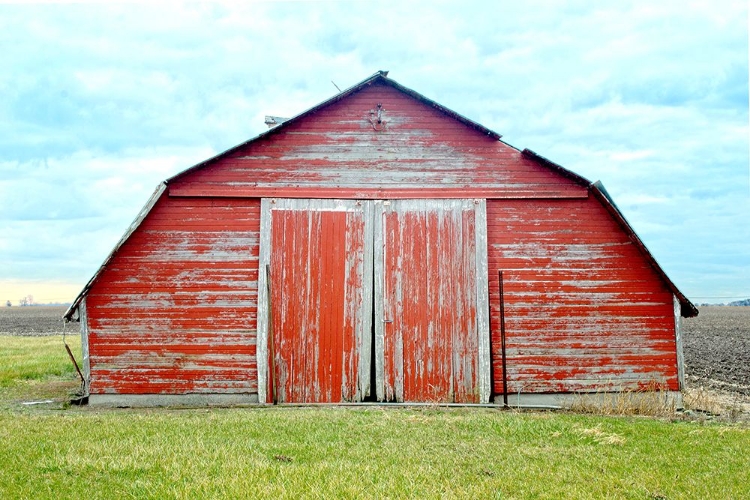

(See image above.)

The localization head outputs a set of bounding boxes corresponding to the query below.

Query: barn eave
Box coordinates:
[591,181,698,318]
[521,148,591,187]
[63,182,168,322]
[516,149,696,318]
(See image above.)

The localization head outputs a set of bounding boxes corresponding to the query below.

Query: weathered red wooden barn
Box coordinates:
[64,71,698,407]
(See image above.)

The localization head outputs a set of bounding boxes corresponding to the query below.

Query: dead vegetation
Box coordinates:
[567,384,749,423]
[682,385,749,422]
[568,382,678,418]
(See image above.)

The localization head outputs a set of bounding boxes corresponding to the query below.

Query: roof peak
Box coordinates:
[167,71,503,184]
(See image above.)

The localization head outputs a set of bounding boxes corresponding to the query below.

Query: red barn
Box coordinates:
[64,71,698,407]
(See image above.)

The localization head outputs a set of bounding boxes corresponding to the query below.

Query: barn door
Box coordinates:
[257,199,373,403]
[374,200,491,403]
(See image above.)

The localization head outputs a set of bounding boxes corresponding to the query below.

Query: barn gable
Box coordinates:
[64,71,697,407]
[166,71,590,199]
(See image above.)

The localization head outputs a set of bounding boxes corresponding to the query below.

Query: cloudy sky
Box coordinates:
[1,0,747,305]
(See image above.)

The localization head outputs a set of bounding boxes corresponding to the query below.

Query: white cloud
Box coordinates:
[0,0,747,303]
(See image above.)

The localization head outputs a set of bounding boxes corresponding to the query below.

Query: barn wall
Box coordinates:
[169,83,587,200]
[85,196,261,395]
[67,71,697,406]
[487,196,678,394]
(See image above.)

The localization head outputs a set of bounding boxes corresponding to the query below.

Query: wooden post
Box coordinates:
[266,264,277,404]
[499,270,509,408]
[64,342,85,386]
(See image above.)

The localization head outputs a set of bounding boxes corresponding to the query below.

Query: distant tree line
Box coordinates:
[18,295,34,307]
[5,297,71,307]
[698,298,750,306]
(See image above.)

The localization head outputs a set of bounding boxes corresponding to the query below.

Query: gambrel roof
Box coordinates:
[65,71,697,320]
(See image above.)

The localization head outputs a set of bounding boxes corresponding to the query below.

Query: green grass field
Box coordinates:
[1,336,748,499]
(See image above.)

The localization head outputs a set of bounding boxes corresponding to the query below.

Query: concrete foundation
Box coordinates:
[86,391,683,410]
[88,393,260,408]
[493,391,684,410]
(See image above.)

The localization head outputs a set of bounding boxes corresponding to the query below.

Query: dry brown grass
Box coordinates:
[568,382,678,417]
[572,424,627,445]
[683,386,726,415]
[568,383,750,423]
[683,385,749,422]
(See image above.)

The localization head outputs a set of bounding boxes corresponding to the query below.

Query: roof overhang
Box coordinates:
[521,149,591,187]
[590,181,698,318]
[63,182,167,321]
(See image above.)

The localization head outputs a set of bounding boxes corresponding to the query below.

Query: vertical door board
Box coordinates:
[258,199,373,403]
[374,199,490,403]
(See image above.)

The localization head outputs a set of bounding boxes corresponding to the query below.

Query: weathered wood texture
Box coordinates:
[79,299,91,395]
[487,197,679,394]
[266,200,372,403]
[260,199,489,404]
[85,196,260,394]
[374,199,490,403]
[168,83,588,200]
[75,73,689,402]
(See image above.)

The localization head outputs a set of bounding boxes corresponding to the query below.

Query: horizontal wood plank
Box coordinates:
[487,197,679,394]
[87,197,261,396]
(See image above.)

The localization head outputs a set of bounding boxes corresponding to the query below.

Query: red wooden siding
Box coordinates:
[168,83,587,200]
[487,197,678,394]
[70,72,691,405]
[269,205,368,403]
[85,196,260,395]
[377,200,485,403]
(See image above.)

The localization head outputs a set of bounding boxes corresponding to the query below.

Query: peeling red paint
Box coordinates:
[269,207,367,403]
[168,84,586,200]
[488,198,680,394]
[86,197,260,396]
[76,74,691,403]
[381,200,482,403]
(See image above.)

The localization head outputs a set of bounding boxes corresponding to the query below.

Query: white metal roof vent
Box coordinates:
[264,116,289,128]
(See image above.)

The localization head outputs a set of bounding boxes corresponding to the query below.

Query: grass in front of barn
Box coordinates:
[0,335,81,403]
[1,337,749,499]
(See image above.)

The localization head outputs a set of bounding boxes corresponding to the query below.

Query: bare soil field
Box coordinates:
[0,306,69,336]
[683,306,750,396]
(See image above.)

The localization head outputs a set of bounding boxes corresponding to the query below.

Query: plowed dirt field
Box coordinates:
[0,306,69,336]
[683,306,750,396]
